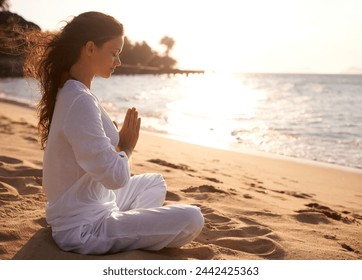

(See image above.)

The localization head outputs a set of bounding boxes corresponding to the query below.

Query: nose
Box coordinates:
[115,56,121,67]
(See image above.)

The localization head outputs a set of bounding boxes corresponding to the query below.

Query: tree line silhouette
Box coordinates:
[1,0,203,76]
[120,36,176,70]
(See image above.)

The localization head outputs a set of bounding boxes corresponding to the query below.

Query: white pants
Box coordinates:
[52,173,204,255]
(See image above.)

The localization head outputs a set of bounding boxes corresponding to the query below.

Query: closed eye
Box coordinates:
[112,48,121,57]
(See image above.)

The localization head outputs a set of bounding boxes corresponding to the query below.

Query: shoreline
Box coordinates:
[1,95,361,174]
[145,130,362,175]
[1,99,362,260]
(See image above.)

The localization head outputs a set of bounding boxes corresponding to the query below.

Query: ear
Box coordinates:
[84,41,96,56]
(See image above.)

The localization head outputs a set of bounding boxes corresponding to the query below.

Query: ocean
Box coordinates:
[1,73,361,170]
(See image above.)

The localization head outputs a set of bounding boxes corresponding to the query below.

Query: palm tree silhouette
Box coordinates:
[160,36,175,57]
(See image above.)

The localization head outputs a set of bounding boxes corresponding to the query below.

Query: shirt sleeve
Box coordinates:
[62,93,130,190]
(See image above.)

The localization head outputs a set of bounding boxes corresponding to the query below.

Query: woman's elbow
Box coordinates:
[103,173,130,190]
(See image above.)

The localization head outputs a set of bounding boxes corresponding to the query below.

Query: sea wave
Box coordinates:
[1,73,361,169]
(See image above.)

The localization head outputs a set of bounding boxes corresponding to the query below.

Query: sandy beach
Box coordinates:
[0,99,361,260]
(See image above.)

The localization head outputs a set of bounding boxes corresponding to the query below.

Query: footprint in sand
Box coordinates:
[0,176,42,195]
[3,167,42,177]
[340,243,356,253]
[1,117,38,137]
[193,205,285,259]
[0,181,20,201]
[213,237,280,256]
[182,185,227,194]
[352,213,362,220]
[148,159,196,172]
[22,136,38,143]
[294,203,357,224]
[0,156,43,197]
[204,213,231,224]
[293,212,331,225]
[148,159,224,183]
[0,156,23,165]
[243,210,282,218]
[199,176,223,184]
[272,189,314,199]
[0,230,21,242]
[181,185,229,200]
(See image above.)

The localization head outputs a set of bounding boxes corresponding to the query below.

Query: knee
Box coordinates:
[154,173,165,185]
[151,173,167,194]
[185,205,204,233]
[173,205,204,246]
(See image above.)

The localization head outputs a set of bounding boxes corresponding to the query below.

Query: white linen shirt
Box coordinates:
[43,80,130,231]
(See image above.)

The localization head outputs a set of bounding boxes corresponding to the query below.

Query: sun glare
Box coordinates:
[165,72,265,148]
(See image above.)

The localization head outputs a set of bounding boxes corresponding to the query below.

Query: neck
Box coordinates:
[69,62,94,89]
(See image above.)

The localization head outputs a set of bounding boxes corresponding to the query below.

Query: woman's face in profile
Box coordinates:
[92,36,124,78]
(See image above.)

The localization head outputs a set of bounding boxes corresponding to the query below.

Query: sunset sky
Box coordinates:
[9,0,362,74]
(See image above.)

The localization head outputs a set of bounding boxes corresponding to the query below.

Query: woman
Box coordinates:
[24,11,204,254]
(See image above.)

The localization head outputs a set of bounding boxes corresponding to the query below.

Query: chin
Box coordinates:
[97,72,112,79]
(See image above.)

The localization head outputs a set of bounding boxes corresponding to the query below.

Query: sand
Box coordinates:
[0,99,361,260]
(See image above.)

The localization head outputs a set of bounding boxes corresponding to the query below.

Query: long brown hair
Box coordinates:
[24,11,124,149]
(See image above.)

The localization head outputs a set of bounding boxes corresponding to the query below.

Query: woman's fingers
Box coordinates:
[136,117,141,132]
[127,107,139,129]
[121,107,140,132]
[131,108,138,127]
[118,108,141,155]
[123,108,136,128]
[123,108,131,128]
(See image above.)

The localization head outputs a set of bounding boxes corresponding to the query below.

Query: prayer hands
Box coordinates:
[117,107,141,157]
